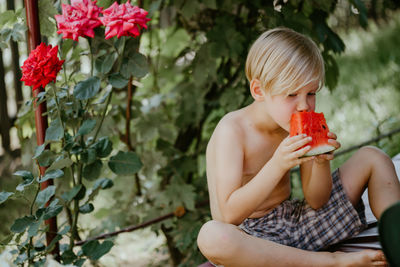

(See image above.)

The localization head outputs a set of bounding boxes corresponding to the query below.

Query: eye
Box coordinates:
[288,94,297,97]
[308,92,316,96]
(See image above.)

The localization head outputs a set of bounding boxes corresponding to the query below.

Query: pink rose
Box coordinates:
[55,0,102,41]
[100,1,150,39]
[21,43,65,91]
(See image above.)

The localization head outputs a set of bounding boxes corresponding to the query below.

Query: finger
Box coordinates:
[288,136,312,151]
[371,261,388,266]
[328,139,341,149]
[327,132,337,139]
[296,155,315,165]
[292,145,311,158]
[284,134,307,145]
[316,153,334,161]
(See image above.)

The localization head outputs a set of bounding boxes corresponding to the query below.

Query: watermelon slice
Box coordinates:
[290,111,336,156]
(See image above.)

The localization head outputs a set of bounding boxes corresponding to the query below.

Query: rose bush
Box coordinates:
[1,0,150,265]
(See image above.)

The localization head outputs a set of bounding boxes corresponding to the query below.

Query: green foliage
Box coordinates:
[0,1,150,265]
[108,151,142,175]
[81,240,114,260]
[73,77,101,100]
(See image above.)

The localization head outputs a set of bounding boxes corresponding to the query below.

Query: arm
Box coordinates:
[300,132,341,209]
[211,123,284,225]
[300,159,332,209]
[211,122,314,225]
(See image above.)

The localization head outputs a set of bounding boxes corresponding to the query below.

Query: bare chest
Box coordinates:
[241,133,281,183]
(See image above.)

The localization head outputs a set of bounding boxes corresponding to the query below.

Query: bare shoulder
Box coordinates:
[207,110,245,150]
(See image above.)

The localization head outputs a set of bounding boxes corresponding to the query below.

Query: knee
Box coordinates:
[197,220,238,263]
[358,146,391,163]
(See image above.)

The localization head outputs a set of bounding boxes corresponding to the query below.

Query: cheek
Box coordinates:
[308,97,316,110]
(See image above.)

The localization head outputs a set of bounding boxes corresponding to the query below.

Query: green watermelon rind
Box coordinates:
[304,144,336,157]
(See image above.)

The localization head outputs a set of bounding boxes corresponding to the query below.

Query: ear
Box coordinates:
[250,79,265,101]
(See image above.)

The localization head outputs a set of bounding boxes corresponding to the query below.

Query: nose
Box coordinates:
[296,98,309,112]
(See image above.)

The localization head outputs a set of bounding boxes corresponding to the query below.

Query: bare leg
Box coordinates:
[197,220,386,267]
[339,146,400,219]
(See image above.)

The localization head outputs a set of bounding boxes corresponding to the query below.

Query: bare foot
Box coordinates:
[333,250,387,267]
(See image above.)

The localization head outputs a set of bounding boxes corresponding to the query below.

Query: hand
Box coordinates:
[314,132,341,163]
[272,134,315,171]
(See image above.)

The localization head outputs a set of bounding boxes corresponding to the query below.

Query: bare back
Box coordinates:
[206,105,291,223]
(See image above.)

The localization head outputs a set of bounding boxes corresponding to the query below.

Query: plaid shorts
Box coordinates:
[239,169,368,251]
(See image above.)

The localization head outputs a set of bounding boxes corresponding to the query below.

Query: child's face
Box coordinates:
[264,81,318,132]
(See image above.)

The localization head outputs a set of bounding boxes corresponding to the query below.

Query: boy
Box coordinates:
[197,27,400,266]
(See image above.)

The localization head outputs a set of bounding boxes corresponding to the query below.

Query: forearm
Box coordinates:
[221,158,286,225]
[301,160,332,209]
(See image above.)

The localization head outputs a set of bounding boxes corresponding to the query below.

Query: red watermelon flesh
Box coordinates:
[290,111,336,156]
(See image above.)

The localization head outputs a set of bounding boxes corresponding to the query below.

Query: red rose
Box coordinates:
[21,43,65,91]
[100,1,150,39]
[55,0,102,41]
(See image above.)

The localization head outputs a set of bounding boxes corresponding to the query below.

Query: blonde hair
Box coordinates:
[245,27,325,95]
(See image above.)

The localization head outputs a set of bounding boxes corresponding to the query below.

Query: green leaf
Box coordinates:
[10,23,26,42]
[61,250,77,265]
[108,151,142,176]
[83,160,103,181]
[36,185,56,208]
[38,0,57,37]
[42,204,63,220]
[74,77,101,100]
[14,170,35,191]
[77,119,97,136]
[61,185,82,202]
[0,234,13,246]
[81,148,97,164]
[181,0,198,19]
[74,185,87,201]
[13,170,34,180]
[96,53,117,74]
[108,73,129,89]
[156,182,196,211]
[40,169,64,183]
[93,178,113,190]
[32,144,46,159]
[45,118,63,141]
[88,178,113,201]
[0,191,14,204]
[351,0,368,28]
[92,136,113,158]
[122,52,149,78]
[11,216,36,233]
[79,203,94,214]
[58,225,71,235]
[82,240,114,260]
[47,157,73,171]
[0,11,16,26]
[37,150,56,167]
[28,217,43,237]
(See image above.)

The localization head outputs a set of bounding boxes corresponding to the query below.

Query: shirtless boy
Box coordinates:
[197,27,400,267]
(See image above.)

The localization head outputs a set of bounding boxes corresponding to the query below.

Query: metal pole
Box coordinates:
[24,0,59,258]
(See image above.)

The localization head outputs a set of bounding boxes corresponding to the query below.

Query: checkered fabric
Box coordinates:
[239,169,368,251]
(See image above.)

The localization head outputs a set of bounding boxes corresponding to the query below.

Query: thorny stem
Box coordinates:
[27,167,42,264]
[69,161,83,249]
[88,38,94,76]
[90,90,113,146]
